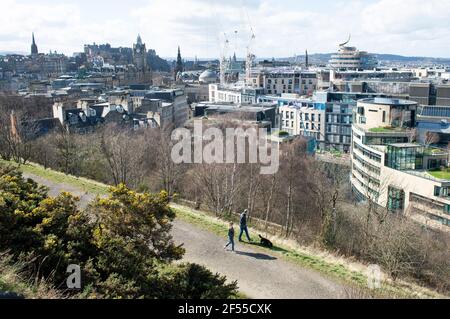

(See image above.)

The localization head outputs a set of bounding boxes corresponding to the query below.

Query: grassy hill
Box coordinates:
[1,160,447,299]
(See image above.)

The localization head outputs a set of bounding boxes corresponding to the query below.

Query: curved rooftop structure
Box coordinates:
[359,97,417,106]
[199,69,218,84]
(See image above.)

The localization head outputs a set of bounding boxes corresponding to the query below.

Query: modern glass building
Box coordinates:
[351,98,450,231]
[329,42,377,71]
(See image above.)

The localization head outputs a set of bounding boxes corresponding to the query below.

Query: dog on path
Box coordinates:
[258,234,273,249]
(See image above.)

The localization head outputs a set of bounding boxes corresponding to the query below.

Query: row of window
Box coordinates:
[281,119,322,131]
[301,113,321,122]
[353,142,382,163]
[410,193,450,227]
[427,213,450,227]
[353,152,381,175]
[353,165,381,188]
[282,111,322,123]
[326,114,352,124]
[327,125,351,135]
[300,122,321,131]
[434,186,450,199]
[351,173,380,199]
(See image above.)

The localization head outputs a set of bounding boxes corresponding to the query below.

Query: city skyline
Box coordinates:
[1,0,450,59]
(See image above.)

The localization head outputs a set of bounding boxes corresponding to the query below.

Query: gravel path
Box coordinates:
[23,172,346,299]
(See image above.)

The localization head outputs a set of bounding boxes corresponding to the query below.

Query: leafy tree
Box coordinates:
[156,263,238,299]
[0,165,238,299]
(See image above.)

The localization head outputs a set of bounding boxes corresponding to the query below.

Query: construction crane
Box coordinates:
[220,32,230,85]
[245,31,256,86]
[243,4,256,86]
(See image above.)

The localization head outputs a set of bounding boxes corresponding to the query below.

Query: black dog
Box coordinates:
[259,234,273,249]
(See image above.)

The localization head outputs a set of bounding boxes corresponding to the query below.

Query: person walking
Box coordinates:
[224,222,235,252]
[239,209,251,242]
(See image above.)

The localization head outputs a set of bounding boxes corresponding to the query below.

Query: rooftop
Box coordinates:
[427,168,450,181]
[418,105,450,119]
[359,97,417,106]
[368,126,411,134]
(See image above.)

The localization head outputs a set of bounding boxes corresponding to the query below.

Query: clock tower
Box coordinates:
[132,34,152,84]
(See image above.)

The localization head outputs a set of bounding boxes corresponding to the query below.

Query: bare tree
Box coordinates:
[424,132,440,148]
[98,124,147,188]
[152,128,185,197]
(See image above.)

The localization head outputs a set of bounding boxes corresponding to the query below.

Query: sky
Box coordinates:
[1,0,450,59]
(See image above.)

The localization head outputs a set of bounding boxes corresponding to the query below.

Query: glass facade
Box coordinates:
[385,145,423,170]
[388,186,405,212]
[363,136,408,146]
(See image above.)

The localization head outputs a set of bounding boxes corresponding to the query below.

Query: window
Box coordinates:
[434,186,449,197]
[306,123,309,129]
[311,114,315,122]
[388,186,405,212]
[385,145,422,171]
[382,111,386,123]
[435,186,442,197]
[444,205,450,215]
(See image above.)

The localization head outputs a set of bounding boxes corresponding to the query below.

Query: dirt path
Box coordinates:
[23,172,347,299]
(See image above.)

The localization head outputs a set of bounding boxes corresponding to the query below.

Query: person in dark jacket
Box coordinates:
[239,209,251,242]
[224,222,235,251]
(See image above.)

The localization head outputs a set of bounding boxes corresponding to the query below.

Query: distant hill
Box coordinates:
[281,53,450,66]
[0,51,27,56]
[148,52,171,72]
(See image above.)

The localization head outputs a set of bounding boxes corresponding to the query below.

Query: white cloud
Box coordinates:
[0,0,449,58]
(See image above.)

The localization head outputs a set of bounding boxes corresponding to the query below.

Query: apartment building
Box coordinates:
[351,98,450,231]
[209,84,264,104]
[247,68,317,96]
[325,103,353,153]
[279,103,326,149]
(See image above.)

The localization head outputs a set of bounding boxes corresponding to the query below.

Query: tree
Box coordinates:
[54,127,79,175]
[424,132,440,148]
[88,184,184,262]
[152,128,185,197]
[98,124,147,188]
[0,165,239,299]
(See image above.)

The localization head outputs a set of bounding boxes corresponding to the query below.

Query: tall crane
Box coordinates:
[243,4,256,86]
[220,33,230,85]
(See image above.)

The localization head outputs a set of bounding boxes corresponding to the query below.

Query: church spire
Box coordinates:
[175,46,183,80]
[31,32,38,55]
[137,34,142,45]
[305,49,309,68]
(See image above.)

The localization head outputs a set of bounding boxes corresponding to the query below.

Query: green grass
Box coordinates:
[0,254,62,299]
[0,159,109,195]
[369,126,398,133]
[172,204,444,299]
[1,159,444,299]
[428,168,450,181]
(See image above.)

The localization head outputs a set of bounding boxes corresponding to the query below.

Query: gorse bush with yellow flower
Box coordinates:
[0,165,238,299]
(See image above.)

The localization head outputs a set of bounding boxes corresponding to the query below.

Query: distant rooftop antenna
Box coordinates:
[339,34,351,47]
